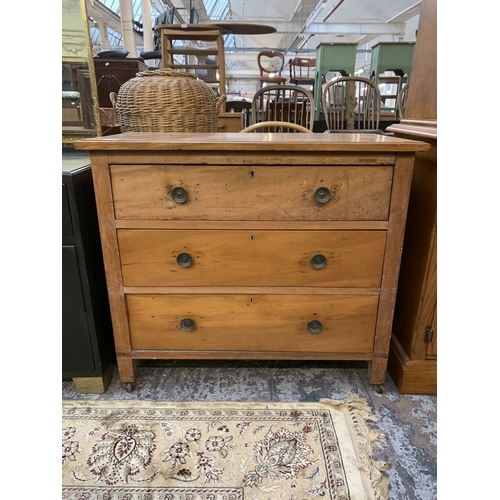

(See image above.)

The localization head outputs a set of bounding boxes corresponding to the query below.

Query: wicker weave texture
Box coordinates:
[111,69,226,133]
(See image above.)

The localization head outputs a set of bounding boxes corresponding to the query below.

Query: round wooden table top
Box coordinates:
[155,22,276,35]
[210,22,277,35]
[155,23,223,31]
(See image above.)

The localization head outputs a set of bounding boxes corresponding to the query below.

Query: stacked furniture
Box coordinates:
[369,42,415,82]
[369,42,415,118]
[156,24,225,98]
[289,57,316,91]
[314,43,358,120]
[257,50,287,87]
[74,132,429,391]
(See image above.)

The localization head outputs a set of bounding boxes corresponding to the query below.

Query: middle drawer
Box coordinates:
[118,229,386,287]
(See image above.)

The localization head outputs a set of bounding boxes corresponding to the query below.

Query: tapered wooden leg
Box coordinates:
[117,354,135,383]
[368,356,388,385]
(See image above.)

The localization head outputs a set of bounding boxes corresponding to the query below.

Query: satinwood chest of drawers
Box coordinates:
[75,132,430,388]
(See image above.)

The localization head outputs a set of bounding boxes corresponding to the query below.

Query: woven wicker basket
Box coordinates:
[110,69,226,133]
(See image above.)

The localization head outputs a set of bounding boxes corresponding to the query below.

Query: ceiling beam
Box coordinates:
[387,1,421,23]
[297,22,405,35]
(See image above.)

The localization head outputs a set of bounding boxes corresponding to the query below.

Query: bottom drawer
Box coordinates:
[126,294,379,354]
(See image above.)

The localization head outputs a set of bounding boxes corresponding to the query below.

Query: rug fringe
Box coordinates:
[320,394,390,500]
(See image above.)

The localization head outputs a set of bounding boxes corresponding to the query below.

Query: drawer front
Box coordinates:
[118,229,386,287]
[127,294,378,353]
[110,165,393,221]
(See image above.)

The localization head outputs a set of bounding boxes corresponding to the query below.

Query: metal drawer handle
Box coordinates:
[308,320,323,334]
[180,318,195,332]
[172,186,188,204]
[311,254,327,269]
[314,187,331,204]
[177,252,192,268]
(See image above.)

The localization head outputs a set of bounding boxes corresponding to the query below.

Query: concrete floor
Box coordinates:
[62,360,437,500]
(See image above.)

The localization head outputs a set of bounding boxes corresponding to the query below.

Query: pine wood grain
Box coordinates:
[89,152,134,382]
[74,132,432,152]
[385,0,437,393]
[110,165,393,221]
[115,220,389,230]
[107,152,397,166]
[370,153,414,384]
[117,229,386,287]
[126,294,379,353]
[76,133,427,385]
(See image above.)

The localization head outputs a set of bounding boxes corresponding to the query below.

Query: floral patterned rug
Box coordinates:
[62,396,389,500]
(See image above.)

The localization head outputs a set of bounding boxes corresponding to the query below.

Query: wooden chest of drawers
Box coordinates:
[75,132,429,388]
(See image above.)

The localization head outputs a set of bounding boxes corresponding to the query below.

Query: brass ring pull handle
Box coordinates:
[314,187,331,204]
[180,318,195,332]
[308,320,323,334]
[172,186,188,204]
[177,253,192,268]
[311,254,327,269]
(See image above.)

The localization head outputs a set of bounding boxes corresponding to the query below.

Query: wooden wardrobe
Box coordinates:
[387,0,437,394]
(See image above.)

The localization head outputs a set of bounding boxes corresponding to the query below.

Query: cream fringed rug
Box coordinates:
[62,396,389,500]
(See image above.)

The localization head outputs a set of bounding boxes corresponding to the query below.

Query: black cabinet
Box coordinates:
[62,155,115,392]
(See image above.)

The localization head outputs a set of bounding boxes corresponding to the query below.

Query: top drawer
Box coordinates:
[110,164,393,221]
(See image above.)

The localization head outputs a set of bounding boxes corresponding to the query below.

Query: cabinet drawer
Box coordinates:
[110,165,393,221]
[127,294,378,353]
[118,229,386,287]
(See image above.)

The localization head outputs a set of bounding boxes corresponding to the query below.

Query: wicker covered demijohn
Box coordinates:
[110,69,226,133]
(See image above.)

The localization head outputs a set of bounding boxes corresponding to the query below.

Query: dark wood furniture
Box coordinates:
[62,61,96,139]
[289,57,316,92]
[74,132,429,390]
[386,0,437,394]
[62,157,115,393]
[257,50,287,87]
[93,57,148,136]
[93,57,148,109]
[211,21,276,35]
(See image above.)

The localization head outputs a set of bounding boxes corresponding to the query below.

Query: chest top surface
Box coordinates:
[74,132,431,153]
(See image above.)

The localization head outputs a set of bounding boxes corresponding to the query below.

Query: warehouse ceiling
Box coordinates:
[85,0,421,77]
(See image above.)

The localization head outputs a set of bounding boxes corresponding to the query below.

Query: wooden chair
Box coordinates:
[288,57,316,93]
[322,76,381,132]
[252,84,315,132]
[397,83,410,119]
[257,50,287,87]
[240,121,312,133]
